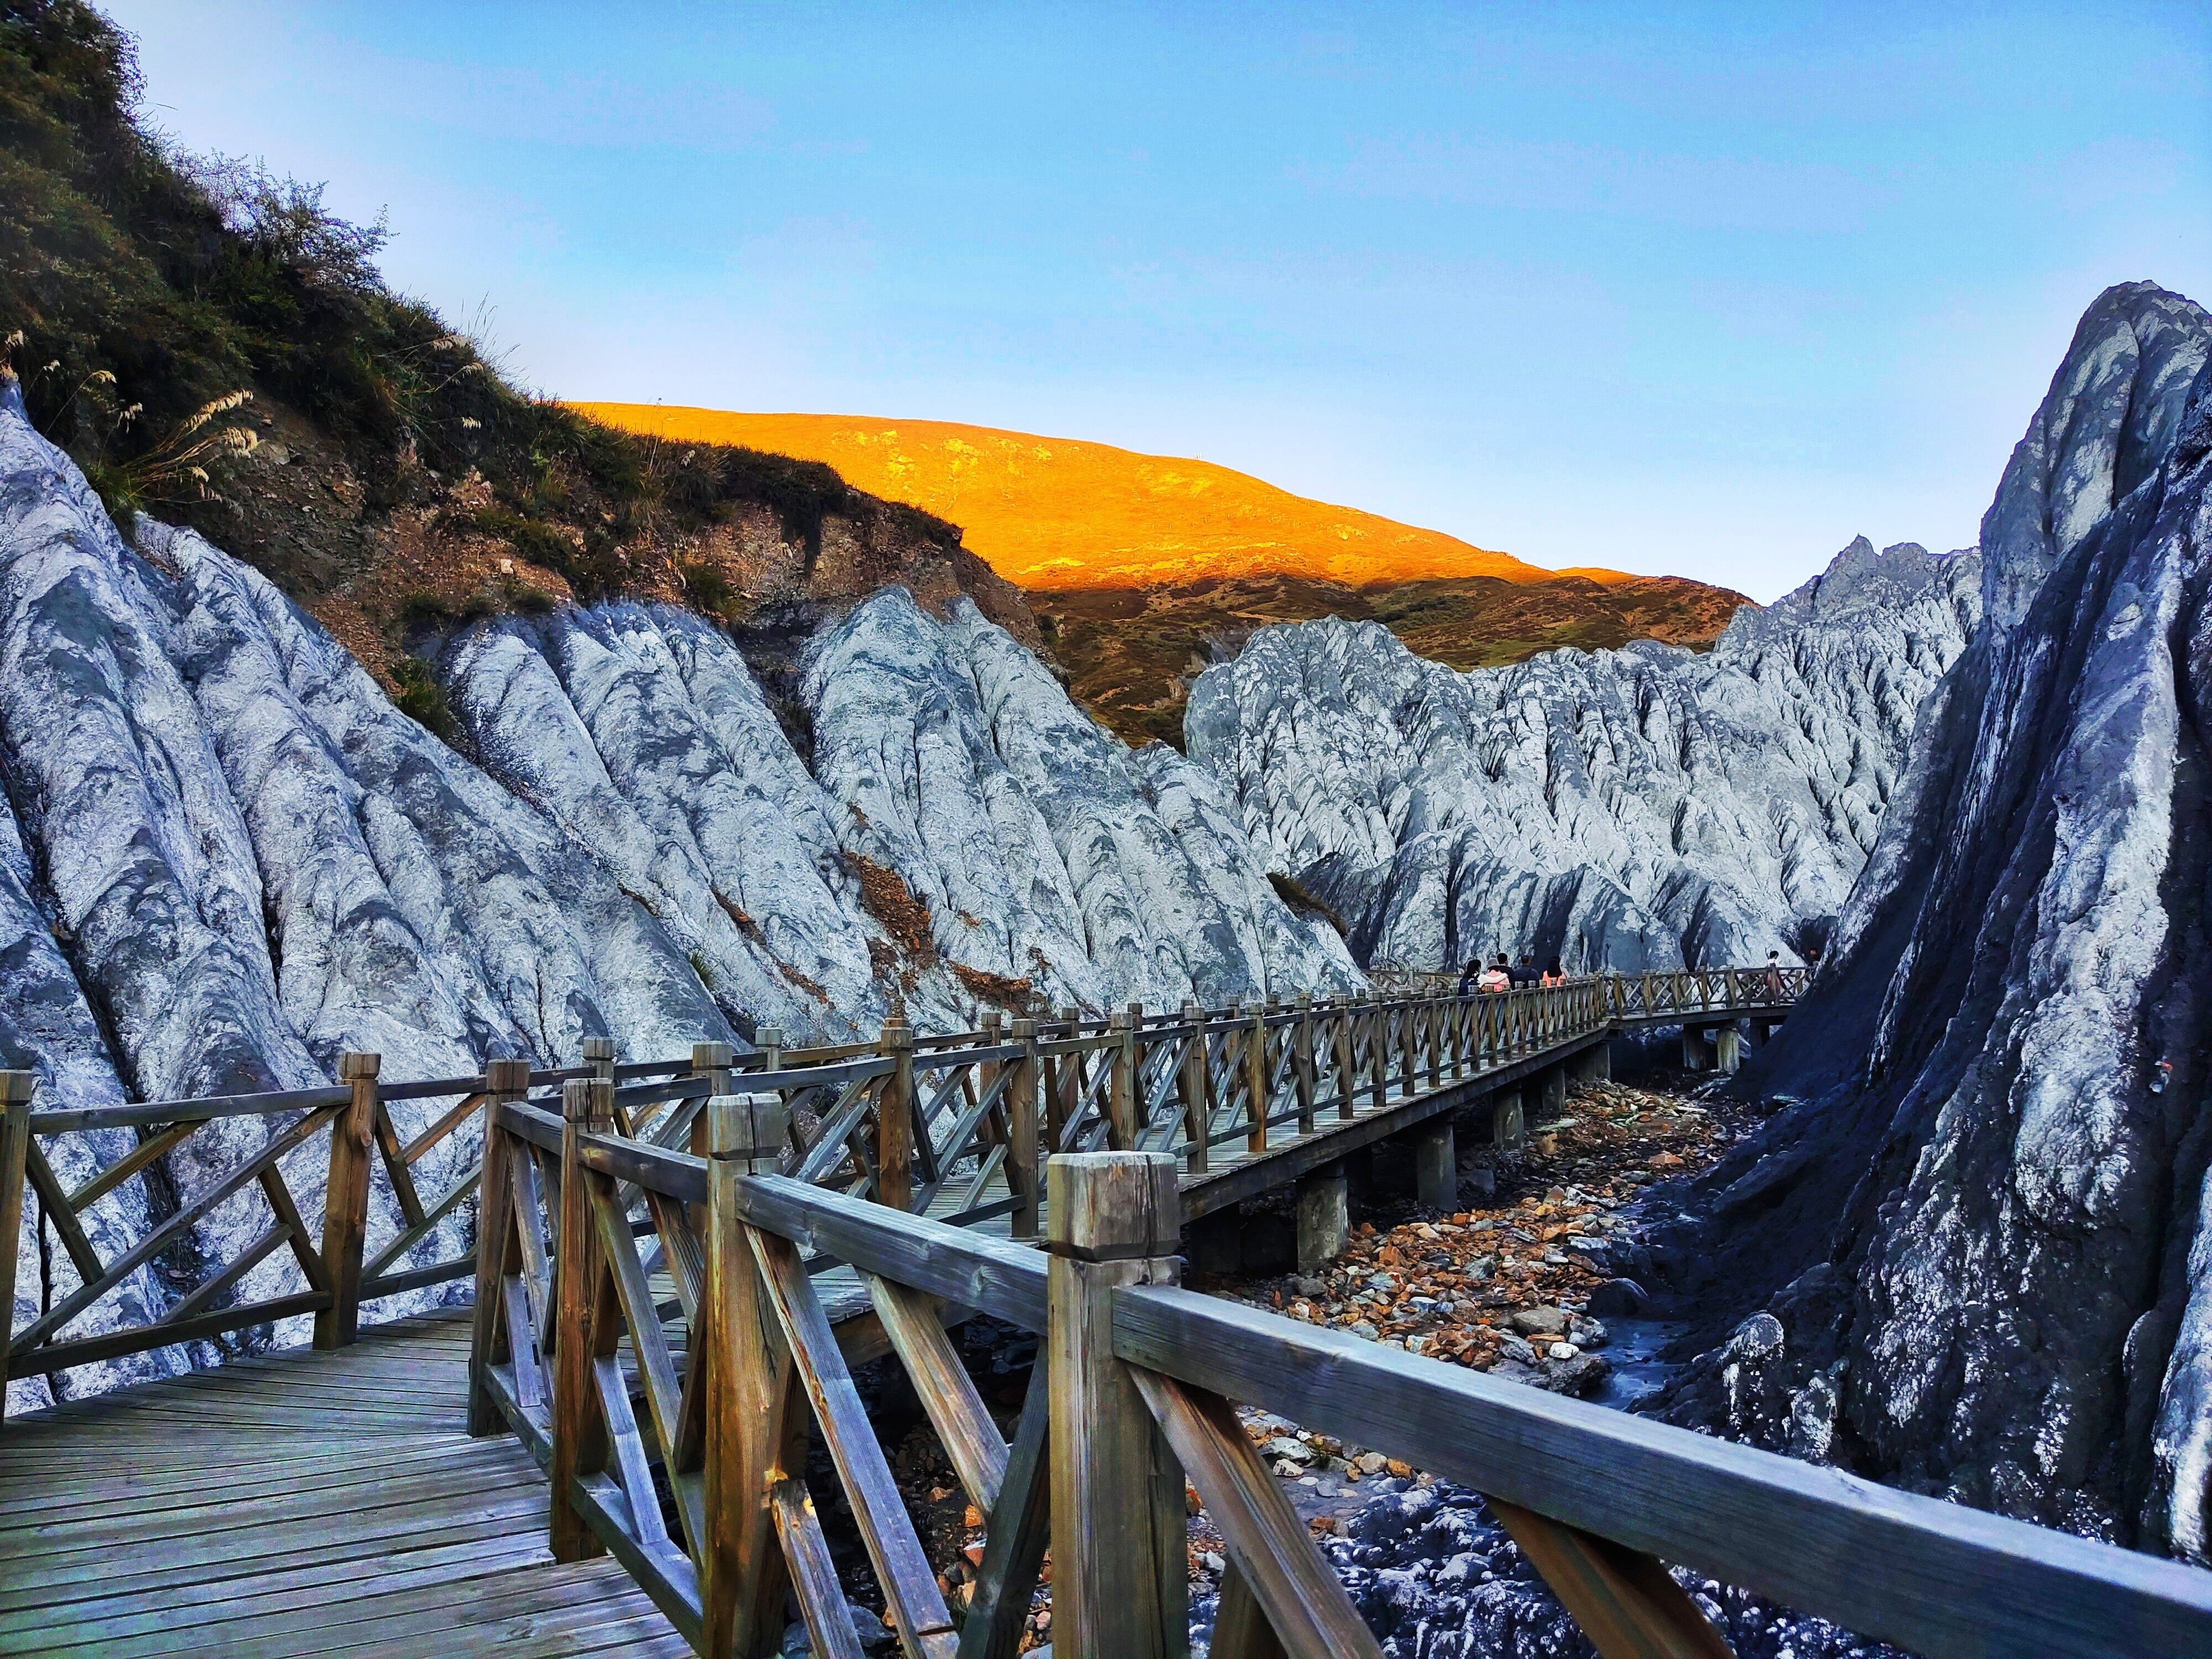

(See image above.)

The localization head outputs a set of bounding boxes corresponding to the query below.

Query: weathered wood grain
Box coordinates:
[1131,1368,1380,1658]
[956,1357,1052,1659]
[864,1271,1009,1514]
[1047,1154,1189,1658]
[315,1051,381,1350]
[770,1478,868,1659]
[748,1227,959,1658]
[1110,1285,2212,1659]
[1489,1496,1734,1659]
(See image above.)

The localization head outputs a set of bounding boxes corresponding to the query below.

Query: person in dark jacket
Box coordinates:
[1457,957,1481,996]
[1510,953,1540,988]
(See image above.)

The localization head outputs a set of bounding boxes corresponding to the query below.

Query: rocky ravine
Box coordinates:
[1662,281,2212,1560]
[1187,535,1979,974]
[0,377,1357,1411]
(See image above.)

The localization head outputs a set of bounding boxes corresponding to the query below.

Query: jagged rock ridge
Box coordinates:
[1663,280,2212,1560]
[0,378,1356,1410]
[1185,536,1979,972]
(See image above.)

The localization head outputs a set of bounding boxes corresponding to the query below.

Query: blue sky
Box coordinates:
[104,2,2210,600]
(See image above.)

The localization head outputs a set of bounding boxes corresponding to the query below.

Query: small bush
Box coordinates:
[389,654,456,742]
[1269,870,1347,937]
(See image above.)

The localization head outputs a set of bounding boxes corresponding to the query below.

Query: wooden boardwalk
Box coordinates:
[0,1311,687,1658]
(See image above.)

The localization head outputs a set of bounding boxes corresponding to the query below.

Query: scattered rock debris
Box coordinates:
[1201,1076,1748,1399]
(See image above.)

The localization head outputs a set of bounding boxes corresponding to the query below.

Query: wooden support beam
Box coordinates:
[466,1058,532,1436]
[750,1225,960,1657]
[864,1272,1009,1514]
[1489,1496,1733,1659]
[1333,1001,1357,1122]
[958,1358,1052,1659]
[1130,1368,1381,1658]
[1180,1004,1210,1173]
[1212,1565,1291,1659]
[1245,1003,1268,1155]
[1047,1152,1189,1658]
[1293,995,1317,1135]
[1368,1003,1389,1109]
[0,1073,30,1428]
[771,1478,867,1659]
[314,1051,379,1350]
[1108,1005,1141,1150]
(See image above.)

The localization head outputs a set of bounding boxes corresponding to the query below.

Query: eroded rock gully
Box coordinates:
[0,376,1354,1410]
[1187,537,1979,975]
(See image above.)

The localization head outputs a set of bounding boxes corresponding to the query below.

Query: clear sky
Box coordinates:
[103,2,2211,601]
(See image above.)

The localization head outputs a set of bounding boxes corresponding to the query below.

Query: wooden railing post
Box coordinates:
[1294,993,1317,1135]
[979,1011,1005,1151]
[1245,999,1268,1154]
[1107,1007,1136,1151]
[583,1034,616,1084]
[1047,1152,1189,1657]
[1048,1005,1079,1156]
[690,1039,737,1165]
[1178,1002,1209,1173]
[0,1071,32,1428]
[550,1075,613,1561]
[877,1015,915,1211]
[315,1051,380,1351]
[1124,1000,1146,1149]
[1399,998,1417,1097]
[467,1056,534,1436]
[1334,998,1358,1121]
[701,1087,795,1656]
[1368,997,1389,1108]
[1008,1018,1041,1238]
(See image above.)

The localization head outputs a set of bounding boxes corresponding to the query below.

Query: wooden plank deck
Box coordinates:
[0,1310,690,1658]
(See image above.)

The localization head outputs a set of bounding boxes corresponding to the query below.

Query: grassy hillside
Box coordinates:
[575,404,1582,591]
[0,0,1022,705]
[579,404,1754,748]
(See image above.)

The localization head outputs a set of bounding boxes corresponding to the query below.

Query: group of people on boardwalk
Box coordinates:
[1457,951,1566,995]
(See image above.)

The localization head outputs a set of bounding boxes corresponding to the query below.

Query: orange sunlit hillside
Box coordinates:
[573,405,1611,591]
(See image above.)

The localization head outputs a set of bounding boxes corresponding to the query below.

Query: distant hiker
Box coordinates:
[1765,948,1785,998]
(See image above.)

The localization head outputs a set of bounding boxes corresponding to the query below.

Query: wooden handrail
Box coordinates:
[7,969,1804,1410]
[464,1129,2212,1659]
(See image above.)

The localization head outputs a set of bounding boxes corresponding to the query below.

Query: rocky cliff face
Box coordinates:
[0,377,1355,1410]
[1662,281,2212,1559]
[1186,538,1979,972]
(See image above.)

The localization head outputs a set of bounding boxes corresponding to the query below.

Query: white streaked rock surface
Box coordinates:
[0,375,1357,1400]
[1187,536,1979,973]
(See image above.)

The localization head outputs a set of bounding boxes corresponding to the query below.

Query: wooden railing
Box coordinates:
[468,1117,2212,1659]
[1,970,1800,1413]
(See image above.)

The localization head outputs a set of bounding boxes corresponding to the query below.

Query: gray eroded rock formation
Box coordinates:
[0,378,1354,1409]
[1186,538,1979,972]
[1664,281,2212,1558]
